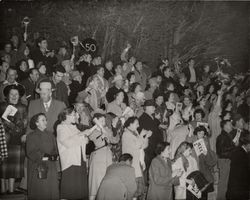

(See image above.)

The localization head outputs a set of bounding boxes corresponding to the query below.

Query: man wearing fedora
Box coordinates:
[27,79,66,135]
[139,99,163,183]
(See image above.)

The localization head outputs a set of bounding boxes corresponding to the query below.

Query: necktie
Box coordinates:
[44,103,49,112]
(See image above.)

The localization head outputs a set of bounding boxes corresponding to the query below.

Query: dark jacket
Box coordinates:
[27,129,59,200]
[139,113,163,169]
[0,102,27,145]
[183,66,198,83]
[21,78,37,102]
[216,130,237,159]
[226,146,250,200]
[96,163,137,200]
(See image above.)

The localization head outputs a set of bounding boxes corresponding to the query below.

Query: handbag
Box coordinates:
[37,163,48,179]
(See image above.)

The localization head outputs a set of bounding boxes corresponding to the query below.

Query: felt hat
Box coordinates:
[3,84,25,97]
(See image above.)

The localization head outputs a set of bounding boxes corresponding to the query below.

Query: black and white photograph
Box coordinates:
[0,0,249,200]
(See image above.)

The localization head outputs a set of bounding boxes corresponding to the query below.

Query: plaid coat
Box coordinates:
[0,120,8,160]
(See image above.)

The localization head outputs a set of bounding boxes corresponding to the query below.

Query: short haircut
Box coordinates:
[164,91,174,101]
[28,68,39,76]
[92,113,106,121]
[54,65,66,74]
[114,89,124,99]
[6,66,17,74]
[119,153,133,162]
[193,126,208,136]
[124,117,138,129]
[194,109,205,119]
[95,65,104,73]
[38,78,52,89]
[129,82,141,93]
[155,142,170,155]
[30,113,46,130]
[16,59,27,68]
[220,119,231,129]
[126,72,135,81]
[37,37,47,45]
[58,106,75,123]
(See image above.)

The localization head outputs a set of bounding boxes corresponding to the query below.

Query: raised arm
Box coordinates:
[57,125,84,148]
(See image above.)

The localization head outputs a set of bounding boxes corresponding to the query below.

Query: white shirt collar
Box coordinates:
[43,98,52,108]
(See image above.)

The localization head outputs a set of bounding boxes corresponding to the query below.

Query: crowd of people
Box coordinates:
[0,33,249,200]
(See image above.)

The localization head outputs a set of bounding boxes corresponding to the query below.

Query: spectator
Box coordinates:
[0,84,27,194]
[0,60,9,82]
[147,142,181,200]
[96,153,137,200]
[26,113,59,200]
[57,107,90,200]
[104,60,114,81]
[50,65,69,106]
[106,90,126,117]
[226,134,250,200]
[134,61,147,91]
[21,68,39,102]
[122,117,151,200]
[88,113,119,200]
[28,79,66,134]
[139,100,163,180]
[183,58,198,87]
[216,120,237,200]
[106,74,128,104]
[16,59,29,82]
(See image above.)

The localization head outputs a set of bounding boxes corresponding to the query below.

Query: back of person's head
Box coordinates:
[119,153,133,162]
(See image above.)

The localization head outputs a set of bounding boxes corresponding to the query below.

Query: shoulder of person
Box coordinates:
[52,99,66,107]
[29,98,40,105]
[27,131,39,141]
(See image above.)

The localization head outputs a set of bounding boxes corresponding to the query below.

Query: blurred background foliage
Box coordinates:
[0,0,249,72]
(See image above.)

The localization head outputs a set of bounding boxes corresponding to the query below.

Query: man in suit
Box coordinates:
[96,153,137,200]
[139,100,163,182]
[50,65,69,107]
[216,120,238,200]
[27,79,66,134]
[226,134,250,200]
[183,58,198,88]
[19,79,66,192]
[21,68,40,102]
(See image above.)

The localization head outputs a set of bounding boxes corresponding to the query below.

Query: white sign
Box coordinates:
[193,138,207,156]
